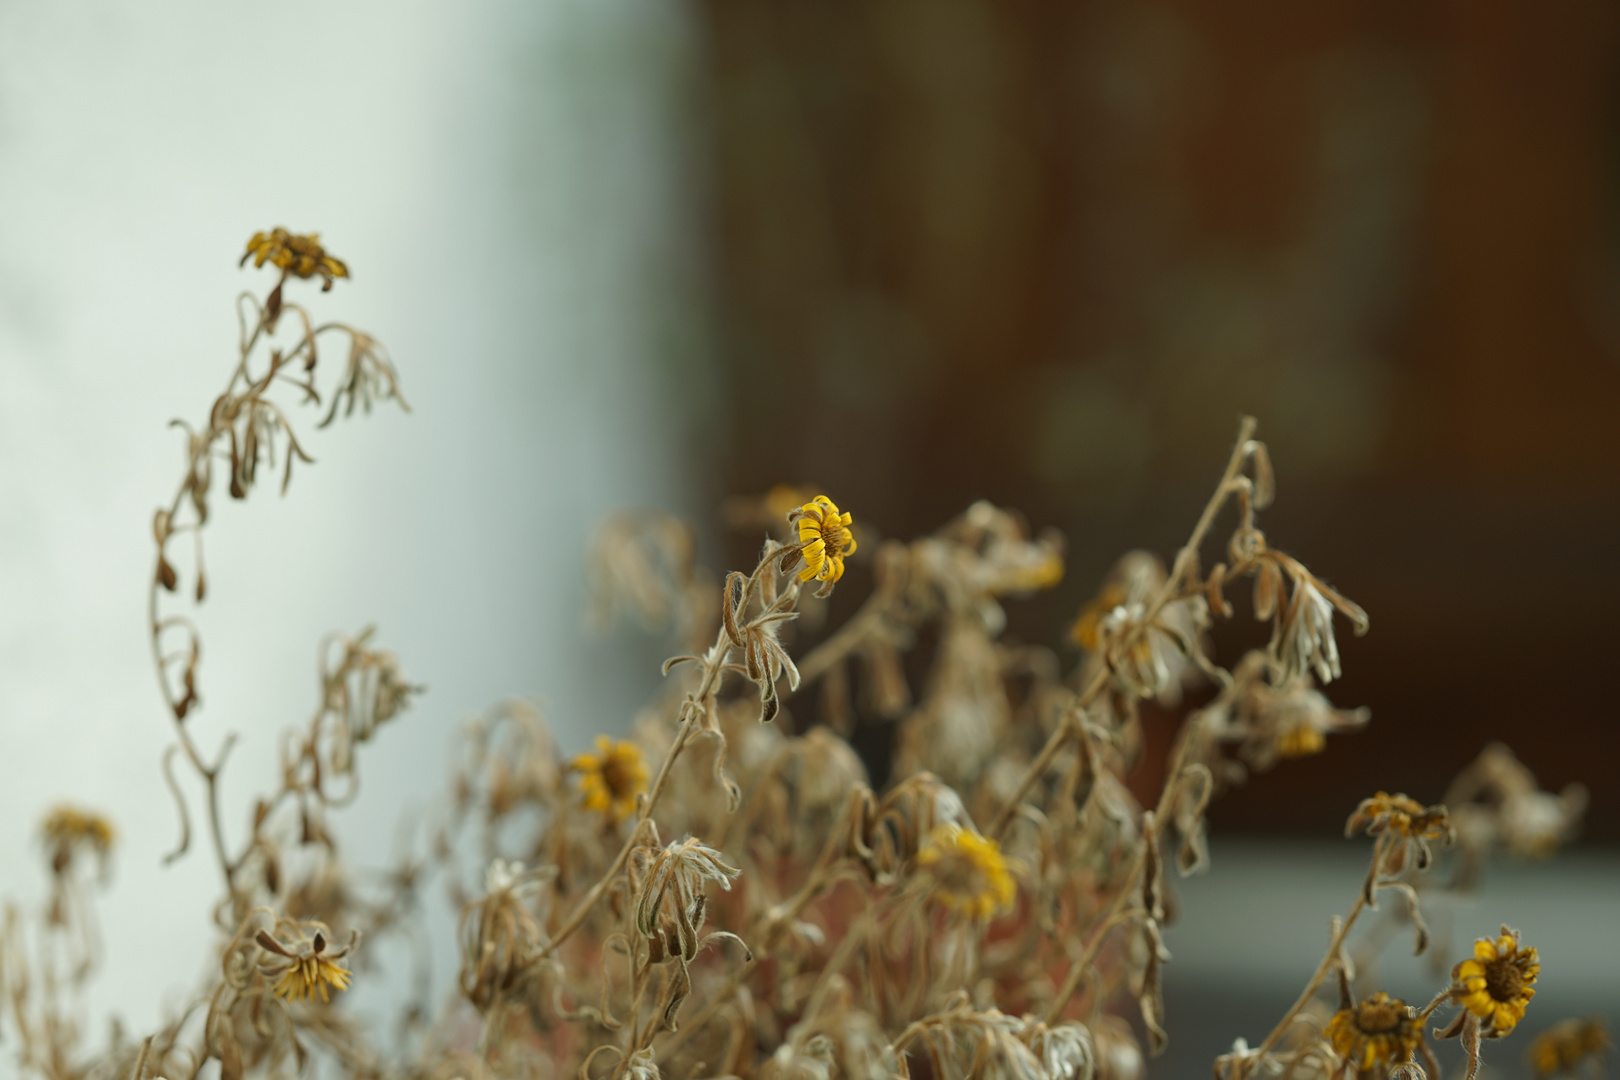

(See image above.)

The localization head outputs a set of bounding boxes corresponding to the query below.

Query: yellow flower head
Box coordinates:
[1274,721,1326,760]
[1453,925,1539,1035]
[571,736,650,823]
[1527,1018,1606,1080]
[1345,791,1451,842]
[41,804,115,875]
[241,227,351,291]
[274,953,353,1003]
[917,825,1016,922]
[256,927,355,1004]
[1069,584,1126,651]
[1326,992,1422,1074]
[788,495,856,587]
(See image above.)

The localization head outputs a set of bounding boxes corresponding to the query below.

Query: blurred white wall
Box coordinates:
[0,0,711,1042]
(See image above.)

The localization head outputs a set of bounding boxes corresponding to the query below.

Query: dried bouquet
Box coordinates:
[0,234,1599,1080]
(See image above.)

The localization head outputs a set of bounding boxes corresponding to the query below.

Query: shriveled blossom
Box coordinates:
[1326,992,1422,1074]
[40,805,115,876]
[901,1003,1046,1080]
[1346,791,1453,871]
[241,227,350,289]
[1022,1019,1096,1080]
[1446,744,1588,863]
[1262,561,1368,686]
[1072,552,1204,702]
[634,837,742,959]
[571,735,650,823]
[458,859,551,1011]
[787,495,857,587]
[917,825,1016,921]
[1526,1017,1607,1079]
[1452,925,1539,1035]
[256,924,356,1003]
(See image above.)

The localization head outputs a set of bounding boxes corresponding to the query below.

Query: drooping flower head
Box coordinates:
[40,804,116,876]
[241,227,351,291]
[788,496,856,587]
[571,735,650,823]
[256,925,356,1004]
[1326,992,1422,1074]
[917,825,1016,922]
[1346,791,1454,872]
[1453,925,1539,1035]
[1526,1017,1606,1079]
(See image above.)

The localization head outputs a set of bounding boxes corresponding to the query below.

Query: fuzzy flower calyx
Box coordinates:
[1453,925,1538,1035]
[787,495,856,589]
[917,825,1016,921]
[571,735,650,823]
[241,227,350,290]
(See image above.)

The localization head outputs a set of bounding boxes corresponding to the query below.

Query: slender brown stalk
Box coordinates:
[987,416,1259,840]
[536,550,787,962]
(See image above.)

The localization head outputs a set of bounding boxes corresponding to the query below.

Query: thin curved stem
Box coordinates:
[987,416,1258,840]
[536,551,787,963]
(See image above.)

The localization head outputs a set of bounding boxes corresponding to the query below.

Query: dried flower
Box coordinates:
[1527,1017,1607,1079]
[917,825,1016,921]
[1090,1015,1144,1080]
[1452,925,1539,1035]
[571,735,650,823]
[1071,552,1204,702]
[1255,557,1367,685]
[1446,744,1587,864]
[1070,583,1126,652]
[41,805,115,876]
[1233,675,1369,771]
[1346,791,1453,872]
[634,837,742,960]
[631,1048,665,1079]
[256,925,356,1003]
[458,860,551,1011]
[1023,1020,1096,1080]
[1326,992,1422,1074]
[788,495,857,587]
[241,227,350,290]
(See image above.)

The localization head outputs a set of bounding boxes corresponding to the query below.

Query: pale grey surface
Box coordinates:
[1158,838,1620,1078]
[0,0,709,1044]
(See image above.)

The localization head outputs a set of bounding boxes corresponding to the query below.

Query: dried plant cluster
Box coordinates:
[0,234,1599,1080]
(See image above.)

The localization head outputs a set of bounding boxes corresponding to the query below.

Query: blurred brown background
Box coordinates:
[689,1,1620,838]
